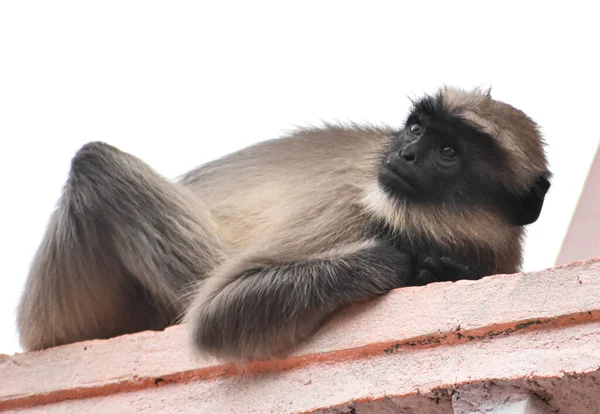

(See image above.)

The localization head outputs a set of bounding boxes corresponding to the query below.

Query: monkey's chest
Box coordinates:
[368,218,495,278]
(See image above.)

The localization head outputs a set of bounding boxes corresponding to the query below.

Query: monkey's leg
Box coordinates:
[17,142,224,351]
[186,241,412,361]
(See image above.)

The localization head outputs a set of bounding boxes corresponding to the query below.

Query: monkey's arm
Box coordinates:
[186,241,412,361]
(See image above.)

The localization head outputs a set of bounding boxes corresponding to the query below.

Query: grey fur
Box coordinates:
[16,87,549,361]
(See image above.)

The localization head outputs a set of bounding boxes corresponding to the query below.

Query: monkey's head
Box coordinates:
[378,86,551,230]
[362,85,551,266]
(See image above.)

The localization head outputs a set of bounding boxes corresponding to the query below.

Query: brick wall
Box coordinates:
[2,259,600,413]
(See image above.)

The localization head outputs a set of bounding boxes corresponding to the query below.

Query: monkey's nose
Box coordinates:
[399,147,417,163]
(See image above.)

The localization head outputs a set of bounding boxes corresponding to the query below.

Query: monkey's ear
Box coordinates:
[509,175,551,226]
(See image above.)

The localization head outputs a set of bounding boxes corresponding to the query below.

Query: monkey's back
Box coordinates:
[178,126,393,256]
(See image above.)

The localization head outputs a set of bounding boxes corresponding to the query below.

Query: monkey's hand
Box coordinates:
[409,255,481,286]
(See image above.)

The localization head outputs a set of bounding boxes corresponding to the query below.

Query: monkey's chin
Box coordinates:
[378,167,419,197]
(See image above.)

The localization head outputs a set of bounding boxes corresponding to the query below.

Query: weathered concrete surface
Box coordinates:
[452,384,551,414]
[2,259,600,413]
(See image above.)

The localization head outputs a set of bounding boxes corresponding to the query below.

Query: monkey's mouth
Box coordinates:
[379,163,418,194]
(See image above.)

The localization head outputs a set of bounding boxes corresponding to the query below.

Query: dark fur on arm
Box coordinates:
[186,241,412,360]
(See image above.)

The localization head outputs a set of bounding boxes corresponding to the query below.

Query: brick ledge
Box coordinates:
[2,258,599,413]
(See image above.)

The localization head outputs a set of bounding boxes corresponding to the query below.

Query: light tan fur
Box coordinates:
[179,125,389,257]
[440,86,546,191]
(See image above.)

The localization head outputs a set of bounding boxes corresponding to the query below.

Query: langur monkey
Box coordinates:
[17,86,551,361]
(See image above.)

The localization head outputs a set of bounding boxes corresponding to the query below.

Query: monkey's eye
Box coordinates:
[409,123,424,136]
[439,146,457,159]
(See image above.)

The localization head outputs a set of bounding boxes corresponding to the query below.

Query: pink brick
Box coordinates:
[2,259,600,413]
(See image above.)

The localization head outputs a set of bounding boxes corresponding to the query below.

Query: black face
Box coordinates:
[378,98,525,210]
[379,118,461,200]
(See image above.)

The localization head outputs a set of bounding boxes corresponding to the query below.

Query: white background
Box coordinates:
[1,1,598,355]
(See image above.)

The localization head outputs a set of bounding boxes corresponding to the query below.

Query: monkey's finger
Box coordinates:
[439,257,480,280]
[418,257,453,280]
[410,269,439,286]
